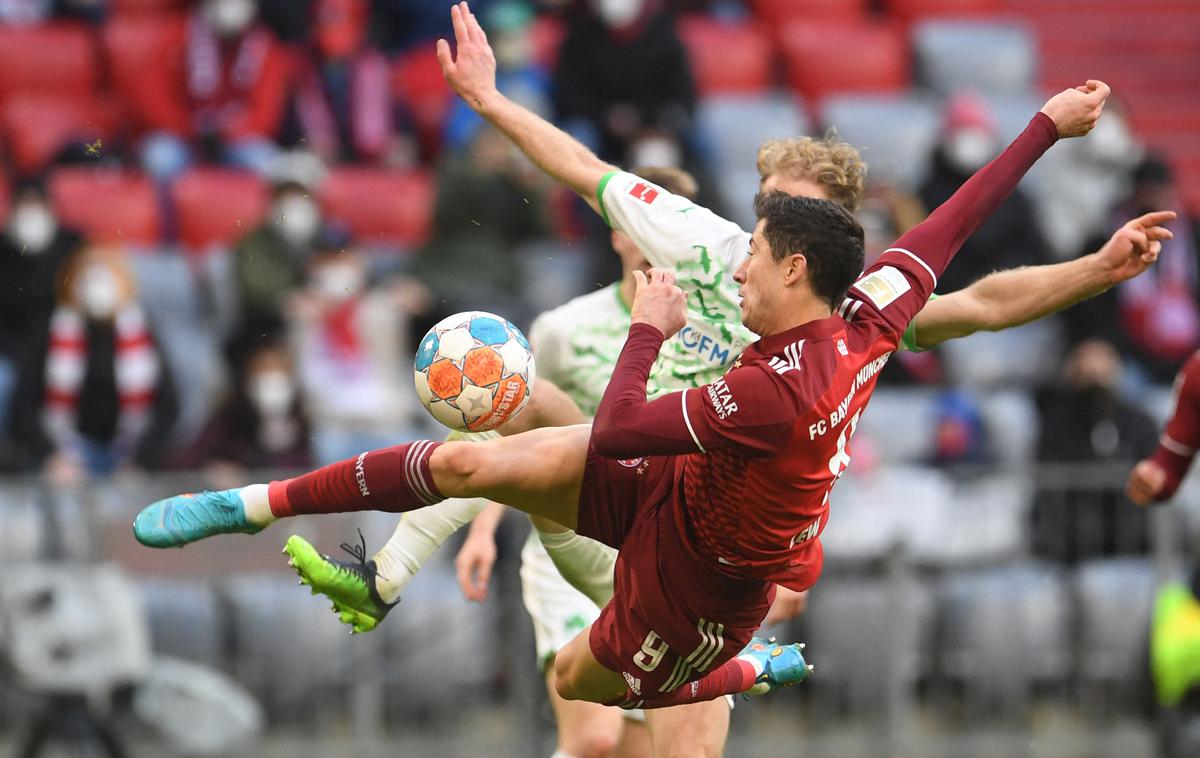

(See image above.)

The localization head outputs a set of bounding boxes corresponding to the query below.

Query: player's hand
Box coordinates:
[630,268,687,338]
[455,530,497,602]
[1126,459,1167,506]
[437,2,498,114]
[1039,80,1110,138]
[1097,210,1176,285]
[763,586,809,625]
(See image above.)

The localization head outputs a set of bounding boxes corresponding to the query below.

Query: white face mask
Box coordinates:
[275,195,320,246]
[315,262,364,301]
[944,127,996,174]
[594,0,642,28]
[628,136,682,170]
[205,0,256,37]
[249,370,295,416]
[8,202,57,254]
[75,265,120,319]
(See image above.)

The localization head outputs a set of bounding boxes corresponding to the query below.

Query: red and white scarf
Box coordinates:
[43,306,160,452]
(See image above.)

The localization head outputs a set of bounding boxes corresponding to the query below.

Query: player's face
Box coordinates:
[761,173,828,201]
[734,220,788,335]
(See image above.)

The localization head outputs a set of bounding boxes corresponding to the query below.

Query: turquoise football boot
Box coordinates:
[739,636,813,696]
[133,489,262,548]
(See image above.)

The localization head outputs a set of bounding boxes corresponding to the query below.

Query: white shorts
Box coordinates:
[520,531,602,672]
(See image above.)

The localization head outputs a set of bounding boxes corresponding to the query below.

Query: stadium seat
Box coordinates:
[696,93,809,229]
[528,13,565,70]
[825,465,953,563]
[749,0,867,26]
[1075,558,1157,708]
[802,575,933,713]
[677,17,774,96]
[820,93,940,188]
[172,169,269,252]
[0,494,44,564]
[940,320,1062,386]
[110,0,185,15]
[103,14,188,134]
[978,389,1038,465]
[0,23,98,101]
[913,20,1037,94]
[937,564,1070,716]
[137,579,222,667]
[49,168,162,246]
[319,168,433,248]
[778,20,909,102]
[0,94,117,175]
[393,48,454,157]
[908,472,1029,567]
[885,0,1001,21]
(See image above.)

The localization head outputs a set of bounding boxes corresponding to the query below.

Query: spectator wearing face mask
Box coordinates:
[231,175,326,339]
[0,179,82,441]
[287,235,429,464]
[7,245,177,481]
[1029,338,1158,564]
[173,335,312,487]
[918,91,1052,295]
[137,0,291,181]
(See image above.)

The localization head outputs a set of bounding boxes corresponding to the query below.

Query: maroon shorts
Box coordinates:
[575,446,773,698]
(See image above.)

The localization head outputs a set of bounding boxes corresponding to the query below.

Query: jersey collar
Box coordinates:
[753,314,844,354]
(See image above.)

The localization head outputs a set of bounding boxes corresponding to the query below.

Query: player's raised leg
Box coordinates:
[645,701,730,758]
[133,425,591,548]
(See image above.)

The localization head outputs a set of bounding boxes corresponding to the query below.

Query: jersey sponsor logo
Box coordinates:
[705,378,739,419]
[623,671,643,696]
[767,340,805,375]
[836,338,848,356]
[679,326,732,365]
[853,266,911,310]
[629,182,659,205]
[355,451,370,497]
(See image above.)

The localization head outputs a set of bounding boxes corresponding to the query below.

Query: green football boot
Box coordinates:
[284,532,397,634]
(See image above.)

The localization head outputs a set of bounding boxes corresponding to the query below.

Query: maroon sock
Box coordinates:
[268,441,443,518]
[607,658,757,710]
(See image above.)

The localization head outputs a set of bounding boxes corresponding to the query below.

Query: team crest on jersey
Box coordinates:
[853,266,911,309]
[628,182,659,205]
[836,338,848,356]
[618,457,646,468]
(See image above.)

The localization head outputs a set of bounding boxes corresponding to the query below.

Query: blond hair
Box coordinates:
[629,166,699,201]
[756,133,866,212]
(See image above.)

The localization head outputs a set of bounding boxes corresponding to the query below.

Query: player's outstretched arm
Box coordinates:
[437,2,614,212]
[910,210,1175,349]
[455,500,505,602]
[1127,353,1200,505]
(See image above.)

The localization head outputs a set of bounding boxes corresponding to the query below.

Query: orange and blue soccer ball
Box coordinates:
[414,311,535,432]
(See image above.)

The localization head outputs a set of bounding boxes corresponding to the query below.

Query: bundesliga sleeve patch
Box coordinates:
[853,266,911,310]
[628,181,659,205]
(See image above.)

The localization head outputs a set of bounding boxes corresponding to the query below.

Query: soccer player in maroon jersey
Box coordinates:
[135,3,1116,710]
[1128,350,1200,505]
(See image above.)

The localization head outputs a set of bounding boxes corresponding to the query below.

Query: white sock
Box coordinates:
[537,528,617,608]
[371,497,487,603]
[239,483,276,527]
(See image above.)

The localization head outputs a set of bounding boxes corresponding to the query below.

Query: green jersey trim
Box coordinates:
[596,171,618,228]
[899,293,939,352]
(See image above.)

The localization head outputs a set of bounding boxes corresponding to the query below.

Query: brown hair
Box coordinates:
[629,166,699,201]
[756,133,867,212]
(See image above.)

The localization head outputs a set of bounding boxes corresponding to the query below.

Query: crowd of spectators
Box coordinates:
[0,0,1197,572]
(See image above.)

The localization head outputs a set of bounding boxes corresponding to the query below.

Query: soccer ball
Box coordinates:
[414,311,535,432]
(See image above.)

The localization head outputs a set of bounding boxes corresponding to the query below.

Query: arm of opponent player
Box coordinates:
[850,82,1108,338]
[455,500,506,602]
[438,3,612,212]
[909,210,1175,349]
[438,3,747,272]
[1127,353,1200,505]
[592,269,796,459]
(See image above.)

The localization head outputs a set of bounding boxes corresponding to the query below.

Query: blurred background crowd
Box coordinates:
[1,0,1199,756]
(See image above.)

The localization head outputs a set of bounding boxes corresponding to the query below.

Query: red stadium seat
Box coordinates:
[103,14,188,134]
[0,23,98,101]
[319,168,433,247]
[677,17,774,95]
[393,49,454,157]
[110,0,186,15]
[885,0,1000,21]
[172,169,270,251]
[749,0,867,26]
[778,21,909,102]
[49,168,161,246]
[529,14,565,70]
[0,94,118,174]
